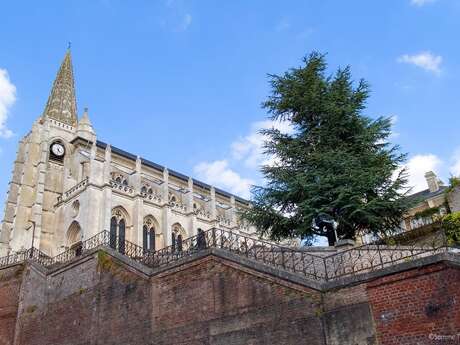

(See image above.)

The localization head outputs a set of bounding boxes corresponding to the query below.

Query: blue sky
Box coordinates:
[0,0,459,209]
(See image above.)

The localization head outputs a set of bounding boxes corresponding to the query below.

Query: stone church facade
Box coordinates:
[0,50,254,257]
[2,50,460,345]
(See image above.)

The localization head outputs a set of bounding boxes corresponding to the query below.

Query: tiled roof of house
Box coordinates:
[405,185,447,205]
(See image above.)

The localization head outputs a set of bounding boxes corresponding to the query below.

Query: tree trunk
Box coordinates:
[326,231,336,246]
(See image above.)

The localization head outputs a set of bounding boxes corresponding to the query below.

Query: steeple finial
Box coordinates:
[77,106,96,142]
[42,49,78,126]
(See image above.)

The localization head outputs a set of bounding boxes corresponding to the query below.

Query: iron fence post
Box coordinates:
[442,229,448,250]
[378,245,384,269]
[281,249,285,269]
[212,228,216,248]
[324,257,329,281]
[302,253,307,277]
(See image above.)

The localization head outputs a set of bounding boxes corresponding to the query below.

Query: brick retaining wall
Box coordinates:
[0,265,23,345]
[368,262,460,345]
[2,248,460,345]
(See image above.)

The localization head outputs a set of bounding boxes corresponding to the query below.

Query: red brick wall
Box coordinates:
[368,263,460,345]
[0,265,23,345]
[16,253,152,345]
[14,252,325,345]
[151,256,325,345]
[323,284,377,345]
[6,249,460,345]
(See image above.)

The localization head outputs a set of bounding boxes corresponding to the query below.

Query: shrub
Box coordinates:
[442,212,460,245]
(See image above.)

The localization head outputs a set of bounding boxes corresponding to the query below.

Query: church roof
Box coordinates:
[42,49,248,205]
[95,140,249,205]
[42,49,78,126]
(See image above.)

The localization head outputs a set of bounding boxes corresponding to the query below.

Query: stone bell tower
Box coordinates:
[0,49,94,256]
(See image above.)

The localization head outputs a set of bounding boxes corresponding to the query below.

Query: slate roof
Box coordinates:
[43,49,78,126]
[405,185,448,205]
[95,140,249,205]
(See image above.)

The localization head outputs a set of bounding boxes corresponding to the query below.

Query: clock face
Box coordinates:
[51,143,65,157]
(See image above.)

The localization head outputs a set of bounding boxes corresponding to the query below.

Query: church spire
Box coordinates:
[42,48,78,126]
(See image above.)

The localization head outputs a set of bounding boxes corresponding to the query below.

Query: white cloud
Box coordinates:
[296,28,314,40]
[194,116,458,201]
[450,148,460,176]
[275,18,290,32]
[410,0,436,6]
[398,52,443,75]
[182,13,192,30]
[389,115,400,139]
[194,160,254,199]
[193,119,292,199]
[0,68,16,138]
[377,115,399,145]
[231,119,294,168]
[405,154,443,192]
[161,0,192,32]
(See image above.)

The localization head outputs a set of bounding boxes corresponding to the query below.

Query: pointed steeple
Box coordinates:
[42,48,78,126]
[77,107,96,142]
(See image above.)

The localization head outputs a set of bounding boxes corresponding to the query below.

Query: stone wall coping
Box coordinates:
[0,262,24,271]
[2,245,459,293]
[322,251,460,290]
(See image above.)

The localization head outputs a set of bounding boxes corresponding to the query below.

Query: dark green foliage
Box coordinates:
[413,206,441,220]
[445,176,460,196]
[243,52,410,245]
[442,212,460,245]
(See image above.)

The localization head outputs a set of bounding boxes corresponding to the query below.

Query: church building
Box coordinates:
[0,49,254,257]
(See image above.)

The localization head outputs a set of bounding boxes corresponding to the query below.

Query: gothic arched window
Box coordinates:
[110,207,128,254]
[67,221,83,256]
[171,232,176,252]
[143,216,156,253]
[177,234,183,252]
[171,223,186,253]
[110,216,117,249]
[119,219,126,254]
[67,221,82,247]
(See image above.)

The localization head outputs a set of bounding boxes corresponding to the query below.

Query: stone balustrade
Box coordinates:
[169,201,187,213]
[57,177,89,203]
[217,215,232,227]
[110,179,134,195]
[141,191,162,204]
[195,209,211,220]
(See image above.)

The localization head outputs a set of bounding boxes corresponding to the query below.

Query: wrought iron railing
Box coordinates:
[0,250,29,267]
[51,231,111,265]
[323,230,450,279]
[0,247,53,268]
[140,228,327,280]
[0,227,454,282]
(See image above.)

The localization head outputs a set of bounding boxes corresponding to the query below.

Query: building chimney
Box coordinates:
[424,171,440,193]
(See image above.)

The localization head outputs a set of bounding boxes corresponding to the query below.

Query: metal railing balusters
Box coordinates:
[0,227,454,282]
